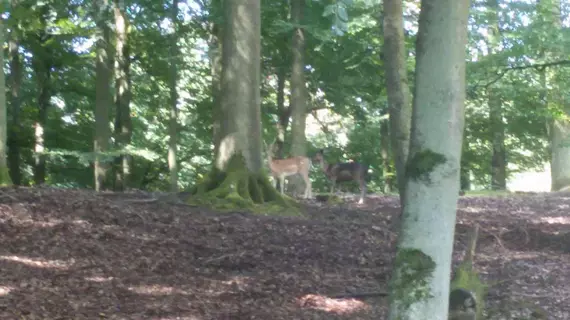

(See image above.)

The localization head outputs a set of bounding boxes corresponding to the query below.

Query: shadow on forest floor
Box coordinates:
[0,186,568,319]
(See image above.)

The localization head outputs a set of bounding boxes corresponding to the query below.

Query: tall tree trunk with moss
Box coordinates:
[94,1,113,191]
[0,18,12,185]
[190,0,293,212]
[383,0,412,207]
[168,0,179,192]
[289,0,308,196]
[488,0,506,190]
[540,0,570,191]
[7,0,21,185]
[113,0,132,191]
[387,0,469,318]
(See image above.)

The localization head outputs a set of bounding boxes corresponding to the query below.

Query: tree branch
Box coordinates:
[477,60,570,89]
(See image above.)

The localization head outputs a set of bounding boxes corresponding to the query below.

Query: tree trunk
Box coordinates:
[382,0,412,207]
[31,28,51,185]
[487,0,507,190]
[387,0,469,318]
[168,0,179,192]
[542,0,570,191]
[94,2,113,191]
[275,64,290,158]
[113,0,132,191]
[210,0,223,158]
[7,2,21,185]
[289,0,308,197]
[217,0,263,172]
[190,0,294,213]
[0,17,12,185]
[380,119,392,193]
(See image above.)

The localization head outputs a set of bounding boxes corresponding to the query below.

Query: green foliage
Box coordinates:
[2,0,565,196]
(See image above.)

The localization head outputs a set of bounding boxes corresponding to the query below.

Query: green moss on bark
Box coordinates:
[0,165,12,186]
[389,248,436,312]
[188,154,300,215]
[406,149,446,183]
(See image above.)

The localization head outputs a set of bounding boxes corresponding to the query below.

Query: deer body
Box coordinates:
[265,144,312,199]
[314,149,368,204]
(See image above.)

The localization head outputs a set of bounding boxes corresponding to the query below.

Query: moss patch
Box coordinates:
[188,154,301,216]
[405,149,446,183]
[388,248,436,312]
[451,261,487,319]
[0,165,12,186]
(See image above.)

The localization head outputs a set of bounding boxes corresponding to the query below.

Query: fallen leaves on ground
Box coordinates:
[0,187,567,319]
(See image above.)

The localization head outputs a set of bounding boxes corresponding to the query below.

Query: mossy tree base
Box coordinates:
[0,165,12,186]
[188,154,301,215]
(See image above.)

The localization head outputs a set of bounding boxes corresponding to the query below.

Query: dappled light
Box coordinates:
[297,294,371,315]
[539,216,570,225]
[0,255,73,270]
[0,286,14,296]
[127,284,191,296]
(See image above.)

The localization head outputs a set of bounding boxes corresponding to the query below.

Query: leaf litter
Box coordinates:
[0,187,568,319]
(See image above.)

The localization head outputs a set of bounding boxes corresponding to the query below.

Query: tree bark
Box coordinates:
[209,0,223,158]
[387,0,469,318]
[168,0,179,192]
[7,0,21,185]
[289,0,308,196]
[113,0,132,191]
[275,64,290,158]
[380,119,392,193]
[94,1,113,191]
[0,17,12,185]
[487,0,507,190]
[541,0,570,191]
[216,0,262,172]
[382,0,412,207]
[31,16,51,186]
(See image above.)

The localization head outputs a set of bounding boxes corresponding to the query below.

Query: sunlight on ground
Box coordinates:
[84,276,114,283]
[127,284,190,296]
[297,294,370,315]
[0,255,73,270]
[540,216,570,225]
[0,286,14,296]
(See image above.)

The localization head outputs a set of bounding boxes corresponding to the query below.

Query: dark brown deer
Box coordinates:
[313,149,368,204]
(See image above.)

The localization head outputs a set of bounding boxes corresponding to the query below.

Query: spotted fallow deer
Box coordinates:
[264,142,312,199]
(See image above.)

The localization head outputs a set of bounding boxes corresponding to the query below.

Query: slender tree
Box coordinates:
[168,0,179,192]
[7,0,22,185]
[0,16,12,185]
[387,0,470,318]
[383,0,412,207]
[488,0,506,190]
[94,0,113,191]
[113,0,133,191]
[289,0,309,196]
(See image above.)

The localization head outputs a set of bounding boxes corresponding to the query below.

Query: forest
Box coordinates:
[0,0,569,319]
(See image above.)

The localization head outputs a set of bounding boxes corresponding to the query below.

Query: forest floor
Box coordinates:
[0,186,568,319]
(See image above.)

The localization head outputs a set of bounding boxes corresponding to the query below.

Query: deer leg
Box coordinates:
[302,174,312,199]
[358,178,367,204]
[330,179,336,195]
[279,175,285,194]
